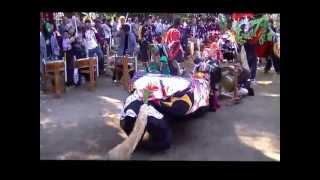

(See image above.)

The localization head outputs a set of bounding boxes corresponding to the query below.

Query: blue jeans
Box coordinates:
[247,56,257,80]
[88,46,104,74]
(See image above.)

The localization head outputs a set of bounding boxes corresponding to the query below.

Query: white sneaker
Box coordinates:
[239,88,248,96]
[251,79,256,85]
[179,69,185,76]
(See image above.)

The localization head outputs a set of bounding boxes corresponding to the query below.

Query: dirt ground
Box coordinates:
[40,66,280,161]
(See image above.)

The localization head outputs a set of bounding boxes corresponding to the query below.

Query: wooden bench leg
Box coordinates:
[43,72,49,93]
[54,69,62,98]
[121,55,129,91]
[88,64,96,91]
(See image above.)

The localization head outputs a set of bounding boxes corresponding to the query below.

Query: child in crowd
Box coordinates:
[155,36,170,75]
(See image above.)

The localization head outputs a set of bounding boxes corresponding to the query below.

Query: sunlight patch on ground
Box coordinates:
[97,96,123,110]
[61,122,78,129]
[40,117,54,129]
[57,151,105,160]
[84,139,100,149]
[259,92,280,97]
[235,124,280,161]
[256,80,273,85]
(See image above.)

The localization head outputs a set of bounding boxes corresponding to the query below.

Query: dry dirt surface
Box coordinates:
[40,67,280,161]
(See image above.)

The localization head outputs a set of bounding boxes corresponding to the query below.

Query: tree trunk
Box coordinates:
[108,104,149,160]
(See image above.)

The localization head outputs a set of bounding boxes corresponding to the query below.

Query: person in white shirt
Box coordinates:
[83,19,105,75]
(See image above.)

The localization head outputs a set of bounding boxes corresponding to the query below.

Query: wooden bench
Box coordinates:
[75,58,97,91]
[42,60,65,98]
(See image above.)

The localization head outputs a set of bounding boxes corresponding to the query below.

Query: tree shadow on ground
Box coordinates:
[41,76,279,161]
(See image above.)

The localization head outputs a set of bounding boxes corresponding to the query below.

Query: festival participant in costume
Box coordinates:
[165,18,185,75]
[83,19,105,75]
[42,21,61,60]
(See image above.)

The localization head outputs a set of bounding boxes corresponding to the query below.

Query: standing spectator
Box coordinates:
[155,36,170,75]
[189,17,197,38]
[40,26,46,77]
[117,24,137,56]
[72,34,87,59]
[138,16,156,71]
[71,34,88,86]
[196,19,206,51]
[42,21,61,60]
[113,24,137,83]
[94,19,106,50]
[127,17,133,32]
[155,18,164,36]
[197,19,206,39]
[59,16,69,35]
[118,16,126,31]
[163,20,170,32]
[131,17,140,41]
[101,18,112,54]
[83,19,105,75]
[180,21,189,56]
[264,20,280,74]
[112,16,118,48]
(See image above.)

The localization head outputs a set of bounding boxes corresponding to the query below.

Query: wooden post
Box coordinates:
[43,64,49,93]
[89,59,96,91]
[121,55,129,91]
[53,64,62,98]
